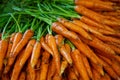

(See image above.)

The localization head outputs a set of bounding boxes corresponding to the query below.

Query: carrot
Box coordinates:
[55,34,64,47]
[67,67,78,80]
[1,74,10,80]
[72,19,103,36]
[47,58,56,80]
[75,5,120,27]
[80,16,115,32]
[52,22,80,40]
[91,61,104,76]
[71,49,90,80]
[73,65,79,78]
[100,73,111,80]
[40,37,53,55]
[47,34,61,75]
[4,33,16,66]
[10,32,23,56]
[60,58,68,75]
[64,43,71,54]
[5,29,34,74]
[52,72,62,80]
[80,35,116,55]
[75,0,116,11]
[81,54,93,79]
[0,39,8,76]
[58,18,92,40]
[92,68,101,80]
[19,71,26,80]
[30,41,41,68]
[39,51,50,80]
[60,45,72,65]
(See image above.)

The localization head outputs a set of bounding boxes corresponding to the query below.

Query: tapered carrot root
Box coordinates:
[39,51,50,80]
[58,18,92,40]
[0,39,8,75]
[71,49,90,80]
[47,34,61,75]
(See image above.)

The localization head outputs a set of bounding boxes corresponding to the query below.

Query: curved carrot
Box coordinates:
[71,49,90,80]
[10,32,23,56]
[0,39,8,76]
[40,37,53,55]
[80,16,115,32]
[52,22,79,40]
[47,34,61,75]
[55,34,64,47]
[58,18,92,40]
[39,51,50,80]
[31,41,41,68]
[4,29,34,74]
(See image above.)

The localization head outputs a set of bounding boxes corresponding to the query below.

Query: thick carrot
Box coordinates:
[11,49,25,80]
[81,54,93,79]
[40,37,53,55]
[80,35,116,55]
[47,34,61,75]
[58,18,92,40]
[0,39,8,76]
[47,58,56,80]
[60,45,72,65]
[4,33,16,66]
[91,61,104,76]
[75,0,115,11]
[92,68,101,80]
[71,49,90,80]
[80,16,115,32]
[30,41,41,68]
[20,39,36,67]
[72,19,103,36]
[55,34,64,47]
[10,32,23,56]
[5,29,34,73]
[75,5,120,27]
[52,22,80,40]
[67,67,78,80]
[100,73,111,80]
[19,71,26,80]
[39,51,50,80]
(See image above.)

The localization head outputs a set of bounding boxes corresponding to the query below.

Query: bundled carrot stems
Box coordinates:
[0,0,120,80]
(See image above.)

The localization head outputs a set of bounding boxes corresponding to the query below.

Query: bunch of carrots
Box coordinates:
[0,0,120,80]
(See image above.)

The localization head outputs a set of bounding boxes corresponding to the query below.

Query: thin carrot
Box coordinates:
[55,34,64,47]
[71,49,90,80]
[5,29,34,74]
[92,68,101,80]
[73,65,79,78]
[80,16,115,32]
[64,43,71,54]
[52,72,62,80]
[19,71,26,80]
[1,74,10,80]
[0,39,8,76]
[10,32,23,56]
[47,34,61,75]
[40,37,53,55]
[81,54,93,79]
[58,18,92,40]
[100,73,111,80]
[52,22,80,40]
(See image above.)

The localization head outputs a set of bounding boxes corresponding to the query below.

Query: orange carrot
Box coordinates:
[73,65,79,78]
[75,0,115,11]
[0,39,8,75]
[58,18,92,40]
[81,54,93,79]
[5,29,34,74]
[52,22,80,40]
[10,32,23,56]
[47,58,56,80]
[47,34,61,75]
[11,49,25,80]
[40,37,53,55]
[19,71,26,80]
[39,51,50,80]
[52,72,62,80]
[71,49,89,80]
[100,73,111,80]
[64,43,71,54]
[60,45,72,65]
[30,41,41,68]
[80,16,115,32]
[92,68,101,80]
[55,34,64,47]
[1,74,10,80]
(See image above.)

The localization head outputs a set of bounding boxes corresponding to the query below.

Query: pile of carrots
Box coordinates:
[0,0,120,80]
